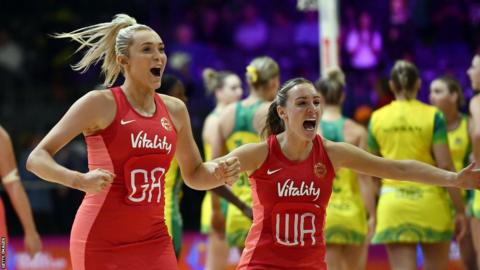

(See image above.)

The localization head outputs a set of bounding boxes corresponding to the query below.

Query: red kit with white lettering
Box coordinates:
[70,87,178,270]
[237,135,334,270]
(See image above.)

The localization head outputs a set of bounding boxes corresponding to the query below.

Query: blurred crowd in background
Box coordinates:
[1,0,480,235]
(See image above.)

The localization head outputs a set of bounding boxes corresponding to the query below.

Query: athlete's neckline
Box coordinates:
[272,135,316,165]
[117,87,158,119]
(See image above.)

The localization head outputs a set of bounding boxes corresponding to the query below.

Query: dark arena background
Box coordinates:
[1,0,480,269]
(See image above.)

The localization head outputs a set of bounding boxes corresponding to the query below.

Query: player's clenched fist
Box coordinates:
[213,157,240,186]
[74,168,115,193]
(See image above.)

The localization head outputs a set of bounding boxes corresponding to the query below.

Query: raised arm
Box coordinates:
[0,126,42,257]
[26,91,115,193]
[165,96,239,190]
[327,140,480,189]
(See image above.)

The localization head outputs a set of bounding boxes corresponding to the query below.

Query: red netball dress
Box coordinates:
[70,87,178,270]
[237,135,335,270]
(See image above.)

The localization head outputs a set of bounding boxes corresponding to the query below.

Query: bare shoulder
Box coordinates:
[220,102,237,120]
[203,112,220,132]
[0,125,10,144]
[346,119,367,136]
[80,89,116,110]
[202,113,220,142]
[159,94,185,114]
[158,94,189,131]
[218,102,237,134]
[471,94,480,111]
[253,102,271,132]
[323,138,361,170]
[472,94,480,103]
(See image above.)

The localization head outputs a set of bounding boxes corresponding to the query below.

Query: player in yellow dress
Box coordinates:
[467,53,480,268]
[430,75,477,270]
[368,60,466,270]
[317,68,376,270]
[211,56,280,251]
[157,75,188,258]
[200,68,243,269]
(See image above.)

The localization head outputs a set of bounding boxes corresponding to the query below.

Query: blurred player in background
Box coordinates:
[211,56,280,254]
[369,60,466,270]
[316,69,376,270]
[200,67,244,269]
[0,125,42,262]
[429,75,477,270]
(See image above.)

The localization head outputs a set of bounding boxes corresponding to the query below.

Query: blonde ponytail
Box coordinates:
[390,60,420,98]
[53,14,152,86]
[325,67,345,88]
[315,67,346,105]
[202,67,234,95]
[245,56,279,88]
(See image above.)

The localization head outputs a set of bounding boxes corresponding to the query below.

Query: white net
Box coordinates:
[296,0,318,11]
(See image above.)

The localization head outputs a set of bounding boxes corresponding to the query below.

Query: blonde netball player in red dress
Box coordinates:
[26,14,239,270]
[212,78,480,270]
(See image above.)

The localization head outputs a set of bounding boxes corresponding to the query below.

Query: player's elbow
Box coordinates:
[26,149,41,174]
[181,176,197,190]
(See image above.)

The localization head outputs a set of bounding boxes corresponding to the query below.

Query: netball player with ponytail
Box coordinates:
[200,67,243,270]
[211,56,280,252]
[429,75,477,270]
[26,14,239,269]
[316,68,376,270]
[210,77,480,270]
[369,60,467,270]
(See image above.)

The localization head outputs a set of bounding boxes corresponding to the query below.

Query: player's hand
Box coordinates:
[76,168,114,193]
[24,230,42,258]
[213,157,240,186]
[456,162,480,189]
[454,212,467,241]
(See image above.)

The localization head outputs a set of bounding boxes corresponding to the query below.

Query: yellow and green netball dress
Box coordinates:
[164,158,183,257]
[200,110,229,234]
[368,100,454,243]
[321,118,368,244]
[225,101,262,247]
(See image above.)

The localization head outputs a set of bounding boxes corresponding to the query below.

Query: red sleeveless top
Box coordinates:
[70,87,178,270]
[238,134,335,270]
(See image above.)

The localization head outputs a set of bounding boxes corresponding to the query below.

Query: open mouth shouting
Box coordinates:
[303,119,316,131]
[150,67,162,77]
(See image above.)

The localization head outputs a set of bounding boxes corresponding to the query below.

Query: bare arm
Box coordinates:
[0,127,41,256]
[470,96,480,163]
[432,143,465,212]
[26,91,115,193]
[327,141,480,189]
[166,96,238,190]
[354,126,377,235]
[206,104,254,216]
[204,113,252,218]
